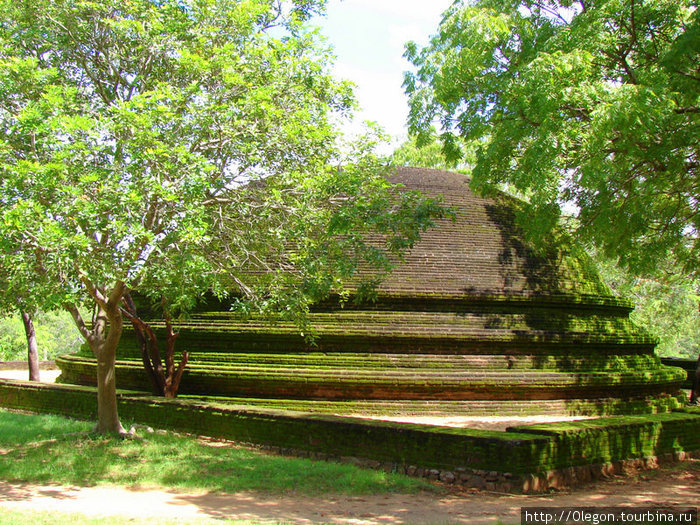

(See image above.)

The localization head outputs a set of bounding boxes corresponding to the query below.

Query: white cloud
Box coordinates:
[321,0,454,141]
[333,63,408,138]
[346,0,453,20]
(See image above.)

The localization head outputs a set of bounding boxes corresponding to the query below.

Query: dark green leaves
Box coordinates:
[0,0,442,332]
[405,0,699,277]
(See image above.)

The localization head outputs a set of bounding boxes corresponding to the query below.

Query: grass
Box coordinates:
[0,409,434,496]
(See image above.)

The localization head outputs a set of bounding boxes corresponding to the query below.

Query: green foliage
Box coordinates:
[0,310,83,361]
[0,409,432,495]
[0,316,24,361]
[390,131,472,173]
[595,256,700,358]
[405,0,699,277]
[0,0,443,429]
[0,0,441,328]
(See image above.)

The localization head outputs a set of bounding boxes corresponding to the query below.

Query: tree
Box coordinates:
[595,254,700,355]
[0,269,39,380]
[0,241,61,381]
[597,258,700,402]
[0,0,442,433]
[390,131,471,173]
[405,0,699,277]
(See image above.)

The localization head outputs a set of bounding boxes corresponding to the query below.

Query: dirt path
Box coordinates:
[0,369,61,382]
[1,371,697,523]
[1,460,698,524]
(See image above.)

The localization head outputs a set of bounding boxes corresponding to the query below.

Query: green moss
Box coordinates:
[56,352,685,404]
[509,412,700,468]
[2,380,699,476]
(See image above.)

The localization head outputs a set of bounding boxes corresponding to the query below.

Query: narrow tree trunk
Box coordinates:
[690,354,700,404]
[123,294,164,395]
[20,310,40,382]
[162,309,188,398]
[120,295,188,398]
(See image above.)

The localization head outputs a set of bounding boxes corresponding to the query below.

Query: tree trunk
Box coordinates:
[120,294,188,398]
[162,309,188,398]
[66,281,127,435]
[691,354,700,404]
[91,298,126,434]
[20,309,40,382]
[94,343,125,434]
[122,293,165,395]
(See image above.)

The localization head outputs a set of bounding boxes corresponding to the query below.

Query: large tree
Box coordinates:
[405,0,699,277]
[0,0,441,433]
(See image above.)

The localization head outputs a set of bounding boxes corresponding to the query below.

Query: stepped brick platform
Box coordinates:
[56,167,686,417]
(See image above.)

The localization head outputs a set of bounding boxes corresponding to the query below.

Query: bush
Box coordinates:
[595,257,700,358]
[0,310,83,361]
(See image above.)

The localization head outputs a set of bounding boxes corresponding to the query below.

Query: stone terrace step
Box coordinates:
[125,309,654,348]
[177,396,683,417]
[111,351,663,372]
[57,355,685,400]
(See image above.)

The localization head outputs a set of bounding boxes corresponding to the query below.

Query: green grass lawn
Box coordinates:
[0,409,434,496]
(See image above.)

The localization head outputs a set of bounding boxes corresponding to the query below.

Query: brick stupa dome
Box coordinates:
[57,167,685,420]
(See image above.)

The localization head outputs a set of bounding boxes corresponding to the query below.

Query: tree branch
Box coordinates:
[80,276,108,309]
[63,302,92,342]
[675,107,700,114]
[107,281,127,311]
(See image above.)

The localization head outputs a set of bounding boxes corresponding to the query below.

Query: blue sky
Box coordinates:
[313,0,455,147]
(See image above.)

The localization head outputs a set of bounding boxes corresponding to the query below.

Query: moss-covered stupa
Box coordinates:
[57,167,685,418]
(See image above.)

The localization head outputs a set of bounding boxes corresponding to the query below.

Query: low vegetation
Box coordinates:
[0,311,82,362]
[0,409,433,496]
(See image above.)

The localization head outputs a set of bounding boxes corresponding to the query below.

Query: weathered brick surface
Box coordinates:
[56,168,684,410]
[1,379,699,493]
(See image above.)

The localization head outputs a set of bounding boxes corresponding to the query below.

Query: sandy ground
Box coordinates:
[2,368,696,523]
[352,414,594,431]
[1,459,698,524]
[0,369,62,382]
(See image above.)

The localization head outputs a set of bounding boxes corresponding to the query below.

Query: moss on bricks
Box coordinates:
[675,406,700,415]
[2,379,700,480]
[508,412,700,470]
[55,168,683,417]
[0,379,551,473]
[56,353,685,405]
[661,358,696,389]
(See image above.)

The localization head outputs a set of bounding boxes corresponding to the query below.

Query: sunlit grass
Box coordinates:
[0,409,435,496]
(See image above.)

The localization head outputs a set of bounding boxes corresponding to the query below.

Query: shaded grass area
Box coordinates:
[0,409,93,446]
[0,508,274,525]
[0,409,433,496]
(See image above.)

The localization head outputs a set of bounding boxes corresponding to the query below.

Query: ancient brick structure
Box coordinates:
[57,168,685,417]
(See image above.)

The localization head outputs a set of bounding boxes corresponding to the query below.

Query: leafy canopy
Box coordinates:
[596,254,700,358]
[390,130,472,174]
[0,0,441,323]
[405,0,699,277]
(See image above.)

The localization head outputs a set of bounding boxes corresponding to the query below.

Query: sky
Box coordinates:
[313,0,455,148]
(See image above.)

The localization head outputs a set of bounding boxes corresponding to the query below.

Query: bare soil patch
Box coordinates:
[353,414,594,431]
[0,369,61,382]
[1,459,698,524]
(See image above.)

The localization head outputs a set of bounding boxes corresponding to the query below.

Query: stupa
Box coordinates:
[57,167,685,420]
